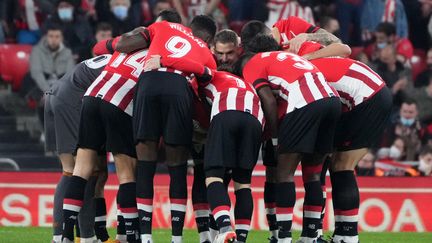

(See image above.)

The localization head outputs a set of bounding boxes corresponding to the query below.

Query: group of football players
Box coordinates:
[45,7,392,243]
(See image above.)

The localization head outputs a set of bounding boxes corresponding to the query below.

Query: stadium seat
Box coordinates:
[349,46,364,59]
[0,44,32,91]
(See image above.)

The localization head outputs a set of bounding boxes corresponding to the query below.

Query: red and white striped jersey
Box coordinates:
[310,57,385,112]
[200,71,264,125]
[272,16,319,48]
[84,49,148,116]
[243,51,338,115]
[266,1,315,28]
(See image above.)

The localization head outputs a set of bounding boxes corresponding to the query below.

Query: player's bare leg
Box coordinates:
[330,148,367,243]
[52,154,74,243]
[275,153,302,243]
[166,145,190,243]
[135,141,158,243]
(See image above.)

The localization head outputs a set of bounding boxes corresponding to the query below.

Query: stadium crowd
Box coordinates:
[0,1,432,243]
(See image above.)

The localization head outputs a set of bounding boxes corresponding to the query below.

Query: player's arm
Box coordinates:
[303,28,341,46]
[93,36,120,55]
[256,85,278,140]
[301,43,351,60]
[115,27,150,53]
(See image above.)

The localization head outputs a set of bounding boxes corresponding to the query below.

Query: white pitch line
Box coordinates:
[1,183,432,193]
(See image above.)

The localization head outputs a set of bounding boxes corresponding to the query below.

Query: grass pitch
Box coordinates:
[0,227,431,243]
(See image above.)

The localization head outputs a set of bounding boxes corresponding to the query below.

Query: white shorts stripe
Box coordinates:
[335,215,358,222]
[122,212,138,219]
[194,209,210,218]
[171,203,187,212]
[94,216,107,222]
[235,224,250,231]
[214,210,230,220]
[63,204,81,212]
[137,203,153,213]
[304,210,322,219]
[276,213,293,221]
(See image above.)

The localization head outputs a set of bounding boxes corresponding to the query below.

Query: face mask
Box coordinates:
[112,6,128,20]
[377,42,387,49]
[400,117,415,126]
[58,8,73,21]
[389,145,401,159]
[419,159,432,175]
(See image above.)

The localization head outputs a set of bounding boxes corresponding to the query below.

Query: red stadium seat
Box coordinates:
[0,44,32,91]
[349,46,364,59]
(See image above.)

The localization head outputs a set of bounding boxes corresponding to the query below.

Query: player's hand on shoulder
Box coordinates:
[144,55,162,71]
[288,33,308,54]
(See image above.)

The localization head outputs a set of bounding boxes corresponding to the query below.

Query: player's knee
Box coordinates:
[59,153,75,173]
[205,167,225,186]
[136,141,158,161]
[265,166,278,183]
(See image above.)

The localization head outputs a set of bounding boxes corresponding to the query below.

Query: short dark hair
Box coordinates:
[241,20,270,48]
[214,29,238,46]
[245,34,281,53]
[376,22,396,37]
[95,22,112,33]
[190,15,217,45]
[420,145,432,157]
[44,22,63,35]
[402,98,417,106]
[233,52,256,77]
[157,9,182,24]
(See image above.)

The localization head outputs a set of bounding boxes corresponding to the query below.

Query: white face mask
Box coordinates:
[389,146,401,159]
[419,159,432,175]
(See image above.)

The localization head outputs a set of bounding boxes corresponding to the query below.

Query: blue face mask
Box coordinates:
[58,8,73,21]
[112,6,128,20]
[400,117,415,126]
[377,42,387,49]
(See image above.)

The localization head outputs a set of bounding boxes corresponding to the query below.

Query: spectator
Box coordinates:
[320,16,340,37]
[211,29,241,66]
[95,0,140,36]
[365,22,413,66]
[0,0,54,44]
[265,0,315,28]
[356,150,377,176]
[380,99,431,160]
[401,0,431,52]
[25,23,74,132]
[418,145,432,176]
[371,45,411,106]
[336,0,363,46]
[378,136,406,161]
[94,22,112,42]
[361,0,408,42]
[29,23,75,95]
[408,76,432,124]
[228,0,268,34]
[414,48,432,88]
[172,0,228,29]
[43,0,94,62]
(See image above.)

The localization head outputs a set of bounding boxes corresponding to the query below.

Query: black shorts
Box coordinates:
[279,97,341,154]
[44,94,81,154]
[335,87,392,151]
[134,71,193,146]
[78,96,136,158]
[204,111,262,171]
